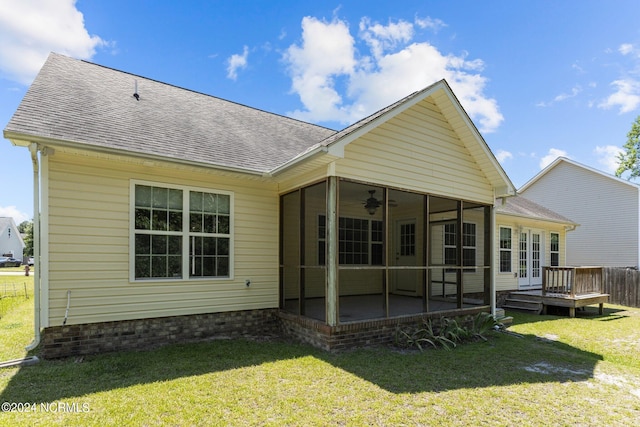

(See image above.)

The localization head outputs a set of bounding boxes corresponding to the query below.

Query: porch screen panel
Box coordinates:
[302,182,327,320]
[461,205,486,307]
[281,190,300,313]
[388,189,426,317]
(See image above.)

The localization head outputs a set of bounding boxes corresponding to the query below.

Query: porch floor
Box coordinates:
[508,290,609,317]
[284,294,483,323]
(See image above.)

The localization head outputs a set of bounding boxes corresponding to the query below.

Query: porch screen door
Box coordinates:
[518,229,543,289]
[393,219,418,294]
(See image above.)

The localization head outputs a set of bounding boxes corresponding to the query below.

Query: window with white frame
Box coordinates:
[550,232,560,266]
[499,227,512,273]
[132,182,232,280]
[444,222,476,271]
[318,215,383,265]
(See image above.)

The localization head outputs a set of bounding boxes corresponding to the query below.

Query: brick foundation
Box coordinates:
[41,309,279,359]
[279,306,488,351]
[41,306,490,358]
[496,290,511,307]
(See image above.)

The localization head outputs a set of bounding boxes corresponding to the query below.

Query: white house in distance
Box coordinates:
[520,157,640,268]
[4,53,523,358]
[0,216,25,262]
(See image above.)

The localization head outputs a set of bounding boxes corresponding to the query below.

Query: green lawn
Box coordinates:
[1,287,639,425]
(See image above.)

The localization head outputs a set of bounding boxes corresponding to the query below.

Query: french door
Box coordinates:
[518,229,543,289]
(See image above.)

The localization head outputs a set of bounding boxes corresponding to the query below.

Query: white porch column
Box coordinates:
[326,176,338,326]
[491,204,497,316]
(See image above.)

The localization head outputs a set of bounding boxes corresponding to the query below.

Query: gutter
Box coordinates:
[4,131,267,178]
[491,204,496,317]
[25,143,41,351]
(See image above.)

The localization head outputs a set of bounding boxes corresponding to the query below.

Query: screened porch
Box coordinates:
[280,177,493,325]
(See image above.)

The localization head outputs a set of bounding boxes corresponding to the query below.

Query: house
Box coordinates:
[0,216,25,262]
[520,157,640,268]
[493,195,578,305]
[4,53,518,358]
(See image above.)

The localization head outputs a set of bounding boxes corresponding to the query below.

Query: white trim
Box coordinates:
[40,151,50,327]
[519,156,640,193]
[129,179,235,283]
[491,206,496,317]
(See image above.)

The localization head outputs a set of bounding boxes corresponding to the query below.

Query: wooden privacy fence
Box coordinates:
[602,267,640,308]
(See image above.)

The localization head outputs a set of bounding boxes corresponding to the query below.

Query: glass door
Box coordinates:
[518,229,543,289]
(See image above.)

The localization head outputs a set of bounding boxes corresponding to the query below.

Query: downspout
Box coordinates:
[26,143,41,351]
[491,204,496,317]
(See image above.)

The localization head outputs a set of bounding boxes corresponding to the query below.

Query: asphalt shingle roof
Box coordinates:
[497,196,577,225]
[4,53,337,173]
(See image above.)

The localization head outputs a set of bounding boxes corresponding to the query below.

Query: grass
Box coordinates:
[1,290,639,425]
[0,274,33,362]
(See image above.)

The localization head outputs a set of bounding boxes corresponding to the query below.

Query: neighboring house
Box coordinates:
[4,53,517,358]
[0,216,24,261]
[493,196,577,302]
[520,157,640,268]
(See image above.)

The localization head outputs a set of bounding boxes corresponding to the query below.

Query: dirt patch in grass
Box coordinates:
[522,361,589,377]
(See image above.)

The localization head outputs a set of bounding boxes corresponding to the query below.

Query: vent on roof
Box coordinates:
[133,80,140,101]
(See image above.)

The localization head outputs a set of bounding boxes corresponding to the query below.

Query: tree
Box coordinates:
[18,220,34,257]
[616,115,640,179]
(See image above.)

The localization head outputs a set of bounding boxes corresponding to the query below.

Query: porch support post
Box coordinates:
[423,194,429,312]
[326,176,339,326]
[456,200,463,308]
[488,205,495,315]
[299,188,306,316]
[382,187,388,318]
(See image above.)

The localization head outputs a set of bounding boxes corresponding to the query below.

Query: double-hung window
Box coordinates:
[444,222,476,271]
[499,227,512,273]
[550,232,560,266]
[132,182,232,281]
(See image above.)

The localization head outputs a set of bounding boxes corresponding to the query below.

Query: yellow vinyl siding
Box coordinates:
[494,215,568,292]
[335,98,494,204]
[46,150,279,326]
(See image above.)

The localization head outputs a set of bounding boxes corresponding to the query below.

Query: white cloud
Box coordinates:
[554,85,582,102]
[0,206,30,225]
[414,16,447,32]
[594,145,623,174]
[226,46,249,80]
[540,148,568,169]
[619,43,635,56]
[495,149,513,163]
[359,17,414,59]
[0,0,106,85]
[283,16,503,133]
[537,85,583,107]
[599,79,640,113]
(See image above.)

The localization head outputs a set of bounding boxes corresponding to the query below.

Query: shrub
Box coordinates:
[394,312,500,351]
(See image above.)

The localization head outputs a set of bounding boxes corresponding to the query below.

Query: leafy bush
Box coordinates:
[394,312,500,351]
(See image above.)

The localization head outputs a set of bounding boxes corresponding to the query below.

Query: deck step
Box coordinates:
[502,297,543,314]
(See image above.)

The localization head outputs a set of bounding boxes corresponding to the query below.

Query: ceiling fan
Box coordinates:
[363,190,397,215]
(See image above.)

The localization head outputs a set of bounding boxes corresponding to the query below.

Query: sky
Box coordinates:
[2,0,640,225]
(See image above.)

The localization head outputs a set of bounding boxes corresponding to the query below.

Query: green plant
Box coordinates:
[394,312,501,351]
[469,312,501,341]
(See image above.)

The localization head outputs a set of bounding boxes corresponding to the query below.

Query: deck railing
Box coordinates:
[542,266,604,297]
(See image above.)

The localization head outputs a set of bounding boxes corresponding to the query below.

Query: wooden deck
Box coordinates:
[505,266,609,317]
[508,290,609,317]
